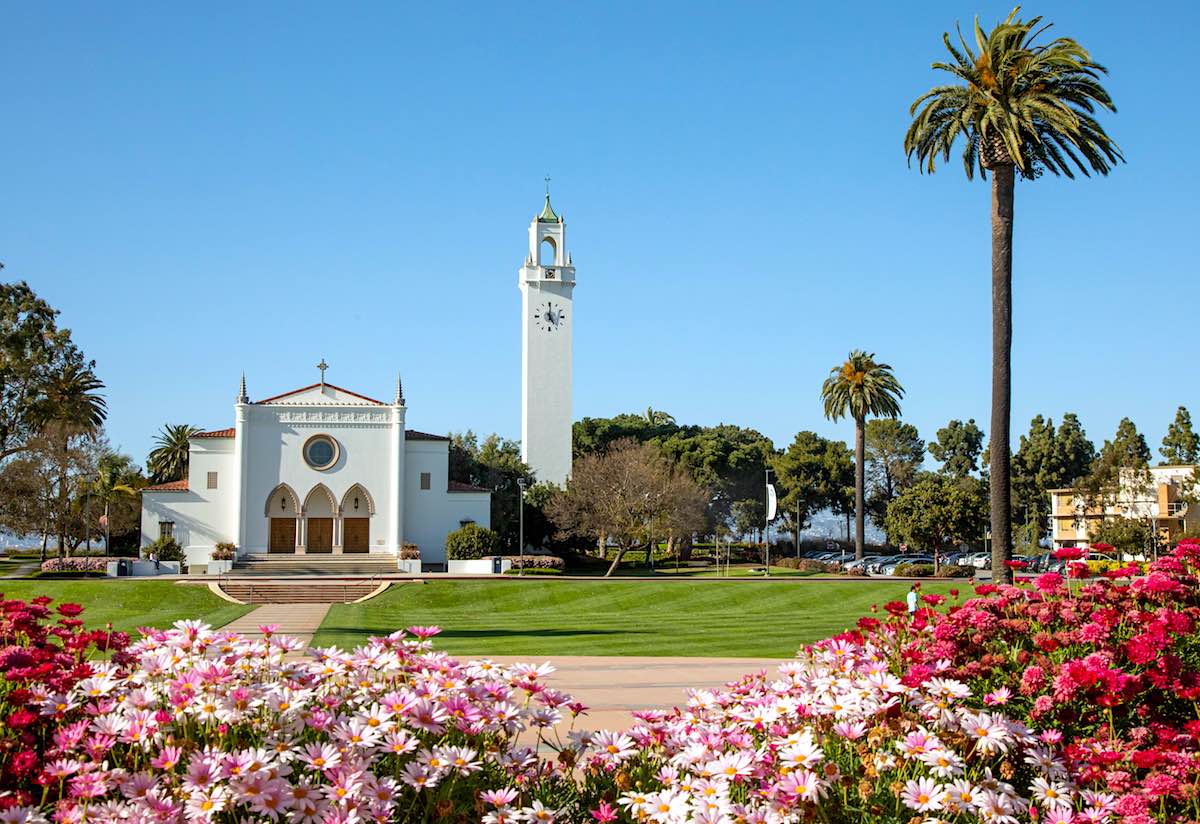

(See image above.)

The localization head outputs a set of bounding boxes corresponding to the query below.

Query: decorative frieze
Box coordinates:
[274,410,390,425]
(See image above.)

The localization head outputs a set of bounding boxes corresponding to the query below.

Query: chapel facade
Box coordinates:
[139,375,490,567]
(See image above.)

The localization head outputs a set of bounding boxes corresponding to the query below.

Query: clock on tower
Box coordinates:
[518,190,574,486]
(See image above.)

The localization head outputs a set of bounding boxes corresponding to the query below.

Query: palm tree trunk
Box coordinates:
[855,416,866,560]
[990,164,1015,584]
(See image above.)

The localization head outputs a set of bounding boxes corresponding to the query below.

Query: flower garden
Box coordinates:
[3,540,1200,823]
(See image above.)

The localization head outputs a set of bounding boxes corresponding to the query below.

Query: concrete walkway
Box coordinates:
[485,655,786,731]
[222,603,331,649]
[1,562,39,578]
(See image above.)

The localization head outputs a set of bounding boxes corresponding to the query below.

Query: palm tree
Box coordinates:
[36,361,107,555]
[904,9,1121,582]
[92,455,139,555]
[147,424,202,483]
[821,351,904,560]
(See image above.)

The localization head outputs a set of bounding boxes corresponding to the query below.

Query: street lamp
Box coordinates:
[517,478,527,577]
[765,468,774,577]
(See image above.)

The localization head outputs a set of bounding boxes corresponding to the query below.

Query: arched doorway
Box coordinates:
[303,485,336,554]
[265,484,300,553]
[340,484,375,554]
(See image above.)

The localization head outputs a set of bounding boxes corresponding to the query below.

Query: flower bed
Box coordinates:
[503,554,565,571]
[39,557,109,573]
[4,539,1200,822]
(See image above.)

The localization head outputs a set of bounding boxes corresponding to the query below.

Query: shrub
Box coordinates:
[445,523,501,560]
[503,554,564,570]
[892,562,935,577]
[503,567,562,576]
[399,542,420,560]
[935,564,974,578]
[145,536,184,563]
[39,557,108,574]
[775,557,842,573]
[211,542,237,561]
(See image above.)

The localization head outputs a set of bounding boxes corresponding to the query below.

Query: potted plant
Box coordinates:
[208,542,237,575]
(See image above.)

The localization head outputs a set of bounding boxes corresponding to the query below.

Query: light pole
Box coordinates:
[765,468,773,577]
[517,478,526,577]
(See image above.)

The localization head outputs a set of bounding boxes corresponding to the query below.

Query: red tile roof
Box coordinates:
[448,480,491,493]
[255,383,387,406]
[142,479,188,492]
[193,427,235,439]
[406,430,450,442]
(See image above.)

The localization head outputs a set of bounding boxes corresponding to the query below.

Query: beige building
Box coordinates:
[1049,465,1198,551]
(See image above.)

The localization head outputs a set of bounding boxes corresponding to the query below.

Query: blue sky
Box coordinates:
[1,2,1196,468]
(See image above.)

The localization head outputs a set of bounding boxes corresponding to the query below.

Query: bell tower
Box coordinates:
[519,188,574,486]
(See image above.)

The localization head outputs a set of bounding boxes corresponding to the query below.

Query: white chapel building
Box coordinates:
[140,374,490,567]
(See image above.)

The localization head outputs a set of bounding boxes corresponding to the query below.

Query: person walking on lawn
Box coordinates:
[907,582,921,616]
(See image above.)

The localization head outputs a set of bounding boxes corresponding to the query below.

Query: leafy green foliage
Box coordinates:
[1011,414,1095,543]
[904,7,1122,180]
[820,351,904,424]
[445,523,502,560]
[864,419,924,535]
[449,431,552,551]
[772,432,853,540]
[1161,406,1199,466]
[147,424,202,484]
[928,419,984,478]
[146,536,184,562]
[884,476,987,566]
[1089,517,1152,557]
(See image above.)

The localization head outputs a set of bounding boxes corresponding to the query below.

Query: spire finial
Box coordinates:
[316,358,329,387]
[537,177,559,223]
[237,372,249,404]
[395,373,405,405]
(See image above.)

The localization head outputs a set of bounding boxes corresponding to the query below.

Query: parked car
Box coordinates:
[843,555,885,571]
[878,555,933,576]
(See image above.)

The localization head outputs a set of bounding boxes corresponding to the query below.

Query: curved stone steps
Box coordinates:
[218,581,388,604]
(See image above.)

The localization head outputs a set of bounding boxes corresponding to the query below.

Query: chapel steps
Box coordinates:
[231,553,399,577]
[217,581,386,604]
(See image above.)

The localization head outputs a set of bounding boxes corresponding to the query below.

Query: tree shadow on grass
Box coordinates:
[318,626,644,641]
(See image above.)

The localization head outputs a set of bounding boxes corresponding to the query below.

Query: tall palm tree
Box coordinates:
[904,9,1121,583]
[36,361,107,555]
[147,424,202,483]
[821,351,904,560]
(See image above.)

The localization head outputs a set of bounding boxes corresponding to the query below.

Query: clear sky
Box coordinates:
[2,2,1196,468]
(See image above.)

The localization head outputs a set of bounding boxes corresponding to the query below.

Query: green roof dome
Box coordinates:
[537,193,559,223]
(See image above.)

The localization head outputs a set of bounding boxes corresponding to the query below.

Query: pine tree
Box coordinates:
[1161,406,1200,465]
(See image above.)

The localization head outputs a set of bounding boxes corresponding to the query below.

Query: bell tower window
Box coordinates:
[539,238,556,267]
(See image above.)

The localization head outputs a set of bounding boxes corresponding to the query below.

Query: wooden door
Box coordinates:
[343,518,369,553]
[269,518,296,553]
[307,518,333,553]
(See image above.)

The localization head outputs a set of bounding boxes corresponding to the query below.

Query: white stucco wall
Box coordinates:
[140,438,236,565]
[402,440,491,564]
[242,401,397,553]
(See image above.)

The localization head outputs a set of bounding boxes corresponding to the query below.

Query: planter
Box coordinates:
[397,559,422,574]
[447,558,512,575]
[207,560,234,575]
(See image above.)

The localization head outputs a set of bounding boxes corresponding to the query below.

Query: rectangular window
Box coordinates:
[207,471,218,489]
[420,472,431,490]
[160,522,174,539]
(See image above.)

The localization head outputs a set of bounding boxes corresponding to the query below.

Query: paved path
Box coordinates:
[485,655,786,731]
[223,603,331,649]
[1,562,39,579]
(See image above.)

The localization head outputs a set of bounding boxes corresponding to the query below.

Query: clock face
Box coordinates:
[534,300,566,332]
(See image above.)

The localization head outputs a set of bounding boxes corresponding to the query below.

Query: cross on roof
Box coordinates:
[544,174,551,195]
[317,358,329,385]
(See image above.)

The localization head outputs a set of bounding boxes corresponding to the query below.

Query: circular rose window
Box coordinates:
[303,434,339,470]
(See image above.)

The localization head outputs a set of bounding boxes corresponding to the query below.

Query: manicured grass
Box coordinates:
[0,580,254,633]
[315,579,960,658]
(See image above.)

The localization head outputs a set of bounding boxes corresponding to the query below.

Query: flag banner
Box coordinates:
[767,484,777,521]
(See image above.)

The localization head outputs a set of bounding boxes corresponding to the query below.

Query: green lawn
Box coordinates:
[315,579,960,657]
[0,580,253,633]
